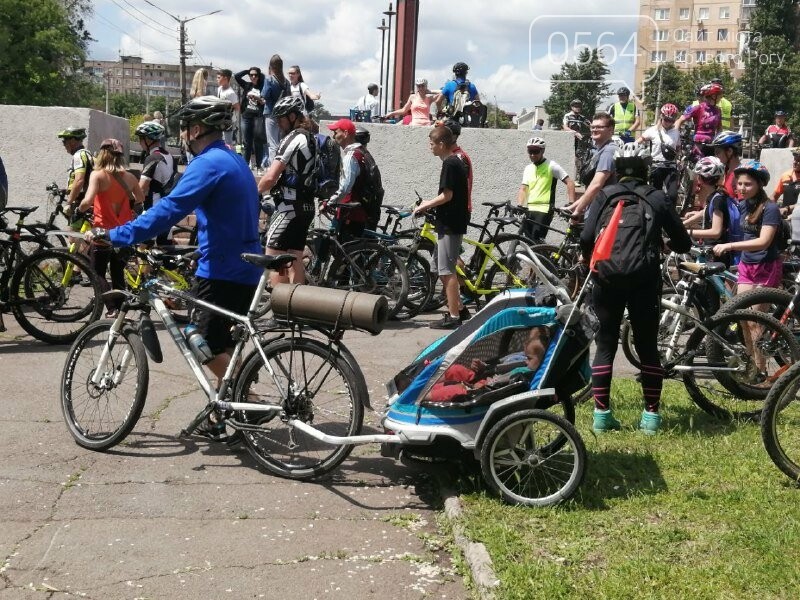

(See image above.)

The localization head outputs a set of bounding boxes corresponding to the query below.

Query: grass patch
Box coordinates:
[458,379,800,599]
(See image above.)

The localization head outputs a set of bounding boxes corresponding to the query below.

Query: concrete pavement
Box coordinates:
[0,314,468,599]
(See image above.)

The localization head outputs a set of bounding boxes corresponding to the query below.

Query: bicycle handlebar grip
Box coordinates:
[270,283,388,335]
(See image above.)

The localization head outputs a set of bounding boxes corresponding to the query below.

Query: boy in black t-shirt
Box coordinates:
[413,126,470,329]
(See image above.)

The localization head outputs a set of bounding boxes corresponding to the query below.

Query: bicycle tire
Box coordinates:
[233,337,365,480]
[328,241,409,319]
[479,409,586,506]
[492,233,535,260]
[10,249,103,344]
[717,287,795,322]
[761,360,800,482]
[388,245,433,320]
[682,310,800,421]
[60,319,149,450]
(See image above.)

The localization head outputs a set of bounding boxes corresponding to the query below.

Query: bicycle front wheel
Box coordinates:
[682,310,800,420]
[233,338,365,480]
[61,319,149,450]
[10,249,103,344]
[762,361,800,482]
[388,245,433,320]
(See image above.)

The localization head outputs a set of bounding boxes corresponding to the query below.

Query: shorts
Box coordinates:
[737,259,783,287]
[191,277,257,355]
[433,233,462,276]
[264,198,315,251]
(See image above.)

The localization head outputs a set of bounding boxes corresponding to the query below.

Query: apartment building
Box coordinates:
[83,56,219,103]
[635,0,756,93]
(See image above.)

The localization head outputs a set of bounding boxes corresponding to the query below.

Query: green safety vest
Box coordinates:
[612,102,636,133]
[692,97,732,129]
[524,160,559,213]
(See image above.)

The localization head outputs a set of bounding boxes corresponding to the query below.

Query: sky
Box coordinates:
[87,0,643,113]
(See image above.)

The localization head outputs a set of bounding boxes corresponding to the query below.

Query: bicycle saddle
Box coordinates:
[1,206,38,216]
[240,253,295,270]
[679,261,726,276]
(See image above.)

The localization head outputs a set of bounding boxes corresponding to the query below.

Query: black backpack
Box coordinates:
[592,182,660,284]
[314,133,341,199]
[357,148,385,228]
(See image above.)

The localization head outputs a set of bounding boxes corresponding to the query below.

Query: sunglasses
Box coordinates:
[528,148,543,154]
[590,125,611,130]
[249,72,258,77]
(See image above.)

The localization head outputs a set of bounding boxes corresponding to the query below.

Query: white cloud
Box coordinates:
[88,0,640,113]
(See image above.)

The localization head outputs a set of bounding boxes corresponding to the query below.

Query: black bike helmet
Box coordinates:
[354,126,370,145]
[135,121,165,140]
[174,96,233,130]
[271,96,306,119]
[617,86,630,95]
[775,109,788,117]
[453,62,469,76]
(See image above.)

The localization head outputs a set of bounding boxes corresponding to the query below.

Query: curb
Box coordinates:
[440,488,500,600]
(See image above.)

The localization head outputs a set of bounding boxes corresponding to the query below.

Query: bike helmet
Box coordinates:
[441,118,461,137]
[271,95,306,119]
[617,86,631,95]
[174,96,233,130]
[570,99,582,108]
[135,120,165,140]
[354,126,370,145]
[710,130,743,149]
[453,62,469,75]
[526,136,546,149]
[660,103,679,120]
[614,142,651,177]
[775,109,788,117]
[610,135,624,150]
[57,126,87,140]
[734,159,770,186]
[700,82,723,97]
[693,156,725,179]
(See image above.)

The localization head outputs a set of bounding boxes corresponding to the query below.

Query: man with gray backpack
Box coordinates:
[580,143,691,435]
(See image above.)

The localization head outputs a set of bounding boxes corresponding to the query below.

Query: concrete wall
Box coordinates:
[0,106,128,218]
[759,148,794,189]
[324,121,578,222]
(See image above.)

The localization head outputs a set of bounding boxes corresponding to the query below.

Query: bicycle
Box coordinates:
[0,206,103,343]
[761,359,800,482]
[60,249,371,479]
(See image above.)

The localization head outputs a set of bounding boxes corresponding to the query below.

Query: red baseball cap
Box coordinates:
[328,118,356,135]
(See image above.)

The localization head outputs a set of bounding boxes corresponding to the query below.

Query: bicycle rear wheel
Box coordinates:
[388,245,433,320]
[762,361,800,482]
[233,338,365,480]
[10,249,103,344]
[682,310,800,420]
[61,319,149,450]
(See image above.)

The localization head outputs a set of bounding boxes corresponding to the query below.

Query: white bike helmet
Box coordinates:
[526,137,546,148]
[614,142,652,176]
[693,156,725,179]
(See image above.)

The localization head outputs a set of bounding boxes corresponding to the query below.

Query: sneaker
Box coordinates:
[592,409,621,433]
[639,410,662,435]
[430,314,461,330]
[194,416,226,441]
[458,306,471,322]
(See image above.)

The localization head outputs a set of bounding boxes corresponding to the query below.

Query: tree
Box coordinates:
[309,102,332,121]
[542,48,612,128]
[484,102,512,129]
[109,93,146,119]
[0,0,94,106]
[748,0,799,45]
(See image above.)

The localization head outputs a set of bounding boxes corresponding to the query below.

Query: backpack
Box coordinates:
[447,79,471,118]
[579,150,600,187]
[314,133,341,199]
[706,192,743,244]
[592,182,660,284]
[356,148,385,228]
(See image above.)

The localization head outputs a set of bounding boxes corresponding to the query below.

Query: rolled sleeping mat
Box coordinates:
[270,283,388,335]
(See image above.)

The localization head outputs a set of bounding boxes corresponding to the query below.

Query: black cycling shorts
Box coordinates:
[265,199,315,252]
[191,277,257,355]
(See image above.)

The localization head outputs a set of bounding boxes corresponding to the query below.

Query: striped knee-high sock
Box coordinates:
[592,364,613,410]
[640,363,665,413]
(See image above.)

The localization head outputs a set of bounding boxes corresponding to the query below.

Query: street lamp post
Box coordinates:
[143,0,221,104]
[383,3,396,115]
[377,19,388,113]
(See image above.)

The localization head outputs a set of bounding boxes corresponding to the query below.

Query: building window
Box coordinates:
[134,70,140,76]
[654,8,670,20]
[654,29,669,41]
[679,7,690,19]
[696,51,707,63]
[718,28,729,41]
[675,50,687,63]
[742,0,756,5]
[741,6,754,20]
[675,29,689,41]
[698,7,709,20]
[115,79,120,85]
[651,50,667,63]
[697,28,708,42]
[719,6,730,19]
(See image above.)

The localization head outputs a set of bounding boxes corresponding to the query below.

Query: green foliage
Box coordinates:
[109,92,146,119]
[643,62,735,115]
[542,48,612,128]
[748,0,799,46]
[484,102,512,129]
[309,101,332,121]
[0,0,93,106]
